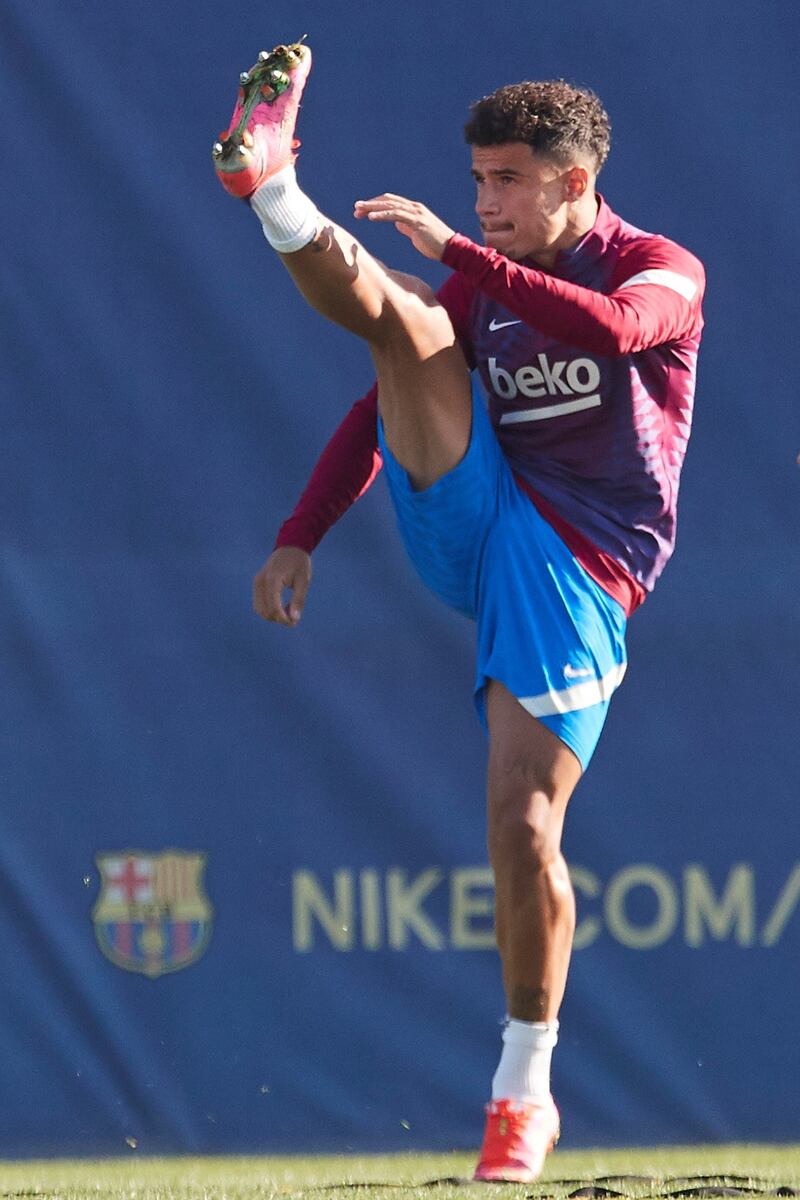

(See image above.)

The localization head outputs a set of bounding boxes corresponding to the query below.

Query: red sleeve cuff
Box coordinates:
[273,520,318,554]
[441,232,478,271]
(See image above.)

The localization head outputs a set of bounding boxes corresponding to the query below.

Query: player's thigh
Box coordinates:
[475,480,628,773]
[379,378,504,616]
[371,280,472,490]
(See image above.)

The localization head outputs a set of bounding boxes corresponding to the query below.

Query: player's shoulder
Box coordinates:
[608,209,706,295]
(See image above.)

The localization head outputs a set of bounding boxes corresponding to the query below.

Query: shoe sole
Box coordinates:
[212,38,309,177]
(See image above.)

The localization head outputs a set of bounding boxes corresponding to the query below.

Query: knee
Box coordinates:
[386,270,438,304]
[488,783,565,878]
[371,277,451,352]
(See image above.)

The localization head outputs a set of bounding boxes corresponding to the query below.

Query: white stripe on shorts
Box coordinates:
[517,662,628,718]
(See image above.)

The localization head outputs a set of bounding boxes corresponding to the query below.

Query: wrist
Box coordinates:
[441,231,473,268]
[274,529,315,555]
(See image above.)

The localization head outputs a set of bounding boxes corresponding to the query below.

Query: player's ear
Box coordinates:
[564,165,589,201]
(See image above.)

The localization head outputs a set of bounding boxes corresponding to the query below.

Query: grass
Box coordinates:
[1,1146,800,1200]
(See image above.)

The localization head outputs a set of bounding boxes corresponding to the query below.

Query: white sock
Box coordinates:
[249,165,319,253]
[490,1018,559,1104]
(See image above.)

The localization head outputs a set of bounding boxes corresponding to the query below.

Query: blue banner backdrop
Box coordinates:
[2,0,799,1159]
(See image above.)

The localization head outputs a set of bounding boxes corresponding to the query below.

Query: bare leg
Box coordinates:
[279,220,471,490]
[485,679,581,1022]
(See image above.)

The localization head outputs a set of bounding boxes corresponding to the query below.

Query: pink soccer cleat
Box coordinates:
[473,1097,561,1183]
[212,38,312,199]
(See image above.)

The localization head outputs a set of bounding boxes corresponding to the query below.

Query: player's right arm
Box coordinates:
[253,386,380,626]
[254,274,476,627]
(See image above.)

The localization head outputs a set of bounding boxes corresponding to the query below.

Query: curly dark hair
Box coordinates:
[464,80,611,172]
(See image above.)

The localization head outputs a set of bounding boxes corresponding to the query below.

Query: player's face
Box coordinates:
[471,143,587,264]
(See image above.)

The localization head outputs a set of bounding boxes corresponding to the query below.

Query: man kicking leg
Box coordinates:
[213,40,645,1181]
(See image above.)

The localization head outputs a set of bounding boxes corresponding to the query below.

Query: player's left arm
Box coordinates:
[354,194,705,355]
[440,235,706,355]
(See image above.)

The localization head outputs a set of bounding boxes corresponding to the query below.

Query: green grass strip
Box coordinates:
[0,1146,798,1200]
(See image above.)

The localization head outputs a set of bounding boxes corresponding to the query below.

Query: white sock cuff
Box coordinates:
[502,1018,559,1049]
[491,1018,559,1103]
[250,165,319,253]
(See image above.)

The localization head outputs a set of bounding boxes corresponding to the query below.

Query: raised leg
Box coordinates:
[279,227,472,489]
[213,40,472,491]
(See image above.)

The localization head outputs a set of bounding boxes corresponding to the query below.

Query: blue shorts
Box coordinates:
[378,378,628,770]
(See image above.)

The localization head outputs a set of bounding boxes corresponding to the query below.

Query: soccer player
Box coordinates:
[213,41,704,1180]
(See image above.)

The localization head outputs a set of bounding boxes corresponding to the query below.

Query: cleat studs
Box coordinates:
[239,71,250,84]
[212,141,224,156]
[258,50,270,62]
[287,37,308,62]
[237,145,249,158]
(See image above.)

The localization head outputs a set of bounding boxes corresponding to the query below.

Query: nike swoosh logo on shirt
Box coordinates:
[488,317,522,332]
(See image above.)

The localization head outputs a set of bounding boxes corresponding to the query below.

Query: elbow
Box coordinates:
[581,329,630,357]
[595,326,646,357]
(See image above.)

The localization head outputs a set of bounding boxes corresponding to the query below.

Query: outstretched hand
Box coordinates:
[253,545,312,627]
[354,194,455,260]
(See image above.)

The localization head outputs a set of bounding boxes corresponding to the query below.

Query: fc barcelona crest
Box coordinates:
[92,850,213,978]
